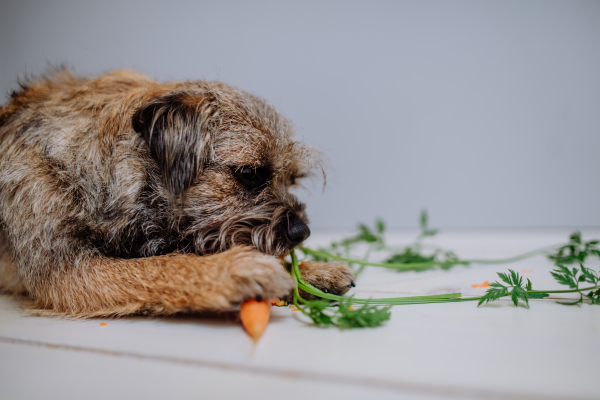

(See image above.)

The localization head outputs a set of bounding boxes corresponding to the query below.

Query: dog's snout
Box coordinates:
[285,216,311,246]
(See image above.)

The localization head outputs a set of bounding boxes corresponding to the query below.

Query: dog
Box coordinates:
[0,68,354,317]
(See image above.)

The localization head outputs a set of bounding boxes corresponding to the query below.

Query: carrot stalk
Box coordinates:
[240,299,270,341]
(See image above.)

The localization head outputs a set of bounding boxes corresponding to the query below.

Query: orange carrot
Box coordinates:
[100,322,107,327]
[471,280,490,288]
[240,299,270,341]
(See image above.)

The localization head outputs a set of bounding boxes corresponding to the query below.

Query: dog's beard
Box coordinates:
[185,204,298,257]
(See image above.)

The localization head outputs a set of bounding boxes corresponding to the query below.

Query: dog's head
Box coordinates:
[132,82,317,257]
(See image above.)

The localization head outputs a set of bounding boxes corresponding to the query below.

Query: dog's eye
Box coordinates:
[233,166,270,190]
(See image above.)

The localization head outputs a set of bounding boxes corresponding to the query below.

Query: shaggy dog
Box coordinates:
[0,69,354,317]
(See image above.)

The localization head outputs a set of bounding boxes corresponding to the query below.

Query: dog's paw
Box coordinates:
[224,248,294,306]
[297,261,356,299]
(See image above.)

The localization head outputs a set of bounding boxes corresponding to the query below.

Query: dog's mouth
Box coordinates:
[186,206,310,257]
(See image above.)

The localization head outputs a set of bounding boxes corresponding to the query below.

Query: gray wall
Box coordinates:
[1,0,599,229]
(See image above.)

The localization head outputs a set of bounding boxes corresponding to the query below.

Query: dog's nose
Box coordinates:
[286,216,311,246]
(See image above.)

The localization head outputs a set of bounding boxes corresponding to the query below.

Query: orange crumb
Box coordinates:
[271,299,287,307]
[100,322,107,327]
[471,280,490,288]
[521,269,533,274]
[349,306,354,311]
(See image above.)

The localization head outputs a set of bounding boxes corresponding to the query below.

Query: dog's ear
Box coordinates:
[132,93,212,196]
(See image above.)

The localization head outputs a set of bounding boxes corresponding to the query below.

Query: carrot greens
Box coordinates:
[477,270,549,308]
[476,265,600,308]
[291,212,600,329]
[547,231,600,265]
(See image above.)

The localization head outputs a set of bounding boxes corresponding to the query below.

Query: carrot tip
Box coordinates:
[240,299,270,341]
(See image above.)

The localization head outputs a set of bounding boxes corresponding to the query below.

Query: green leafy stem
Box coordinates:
[291,250,465,305]
[290,250,600,328]
[298,244,563,272]
[300,212,599,275]
[289,212,600,328]
[477,265,600,308]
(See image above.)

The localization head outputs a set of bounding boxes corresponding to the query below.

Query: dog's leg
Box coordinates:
[21,247,293,317]
[0,227,25,294]
[297,261,356,297]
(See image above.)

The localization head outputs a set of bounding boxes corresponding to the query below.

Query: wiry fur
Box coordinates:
[0,68,354,317]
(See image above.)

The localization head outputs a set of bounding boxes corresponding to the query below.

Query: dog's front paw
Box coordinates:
[297,261,356,299]
[224,248,294,306]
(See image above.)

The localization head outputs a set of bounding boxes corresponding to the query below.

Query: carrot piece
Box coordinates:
[100,322,107,327]
[240,299,270,341]
[471,280,490,288]
[521,269,533,274]
[271,298,287,307]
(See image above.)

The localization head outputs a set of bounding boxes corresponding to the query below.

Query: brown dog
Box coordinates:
[0,68,354,317]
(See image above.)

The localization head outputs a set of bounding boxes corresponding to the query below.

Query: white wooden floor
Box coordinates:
[1,229,599,400]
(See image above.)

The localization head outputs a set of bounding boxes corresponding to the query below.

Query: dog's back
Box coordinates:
[0,69,171,297]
